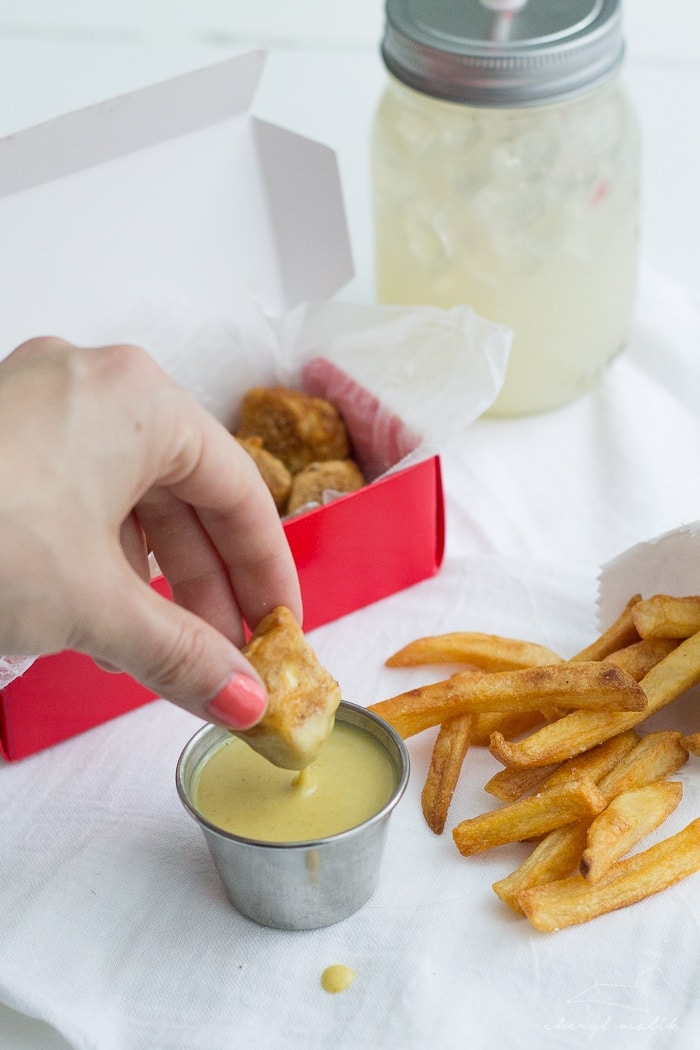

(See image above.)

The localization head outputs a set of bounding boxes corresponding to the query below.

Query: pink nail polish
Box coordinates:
[206,674,267,730]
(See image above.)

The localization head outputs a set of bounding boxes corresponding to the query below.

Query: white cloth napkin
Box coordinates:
[1,262,700,1050]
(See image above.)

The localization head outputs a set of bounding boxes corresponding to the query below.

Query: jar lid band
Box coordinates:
[381,0,626,106]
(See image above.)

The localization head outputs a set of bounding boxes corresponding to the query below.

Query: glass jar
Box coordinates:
[372,0,641,416]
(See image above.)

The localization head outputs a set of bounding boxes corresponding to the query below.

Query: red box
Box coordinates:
[1,457,443,761]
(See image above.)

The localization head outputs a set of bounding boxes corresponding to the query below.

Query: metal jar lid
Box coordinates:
[381,0,626,107]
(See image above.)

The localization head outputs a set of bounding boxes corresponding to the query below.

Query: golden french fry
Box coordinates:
[470,710,547,747]
[603,637,679,681]
[421,715,474,835]
[596,731,689,799]
[452,778,606,857]
[580,781,683,883]
[489,630,700,768]
[681,732,700,757]
[368,670,482,739]
[386,632,563,671]
[492,730,686,912]
[485,764,559,803]
[485,730,639,803]
[370,662,647,741]
[493,822,590,914]
[540,730,640,793]
[632,595,700,640]
[518,818,700,931]
[571,595,642,662]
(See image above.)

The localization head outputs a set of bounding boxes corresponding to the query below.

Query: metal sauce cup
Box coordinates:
[176,702,410,930]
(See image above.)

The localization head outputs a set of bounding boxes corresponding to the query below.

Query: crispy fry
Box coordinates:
[603,637,679,681]
[485,764,560,803]
[470,710,547,747]
[421,715,475,835]
[682,732,700,756]
[632,595,700,640]
[596,731,689,798]
[580,781,683,883]
[518,818,700,931]
[571,595,642,662]
[489,630,700,768]
[492,731,685,913]
[485,731,639,803]
[368,670,482,739]
[370,662,647,740]
[540,731,641,793]
[386,632,563,671]
[493,823,591,914]
[452,779,606,857]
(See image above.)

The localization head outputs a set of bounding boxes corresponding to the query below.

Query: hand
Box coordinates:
[0,337,302,730]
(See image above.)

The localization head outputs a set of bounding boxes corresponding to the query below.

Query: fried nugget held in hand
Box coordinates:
[238,606,341,769]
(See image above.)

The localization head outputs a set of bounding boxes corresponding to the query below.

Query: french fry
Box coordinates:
[470,710,547,747]
[492,731,687,913]
[540,730,640,793]
[493,823,590,914]
[485,730,638,803]
[518,818,700,931]
[421,715,475,835]
[386,632,563,671]
[370,662,647,740]
[485,764,560,803]
[452,778,606,857]
[571,595,642,662]
[489,630,700,768]
[681,732,700,757]
[580,781,683,883]
[602,637,679,681]
[632,595,700,640]
[596,731,689,799]
[368,671,482,738]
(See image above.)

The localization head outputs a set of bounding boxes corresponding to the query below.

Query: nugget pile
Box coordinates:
[369,594,700,931]
[234,386,365,516]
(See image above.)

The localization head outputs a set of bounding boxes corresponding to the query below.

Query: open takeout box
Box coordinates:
[0,52,508,760]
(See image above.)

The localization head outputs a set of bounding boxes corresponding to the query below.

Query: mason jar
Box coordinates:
[372,0,641,416]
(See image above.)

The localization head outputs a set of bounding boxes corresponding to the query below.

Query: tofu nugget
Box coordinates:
[237,386,350,474]
[286,459,365,515]
[238,606,341,769]
[236,436,292,513]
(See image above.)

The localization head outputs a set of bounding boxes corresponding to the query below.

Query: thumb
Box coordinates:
[84,572,268,730]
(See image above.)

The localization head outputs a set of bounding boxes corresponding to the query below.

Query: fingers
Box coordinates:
[133,388,303,635]
[80,560,269,730]
[0,337,303,729]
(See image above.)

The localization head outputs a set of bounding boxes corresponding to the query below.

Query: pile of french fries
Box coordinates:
[368,594,700,932]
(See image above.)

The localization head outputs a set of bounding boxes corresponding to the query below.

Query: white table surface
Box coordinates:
[1,3,700,1048]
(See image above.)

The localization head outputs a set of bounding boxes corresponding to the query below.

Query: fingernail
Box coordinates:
[206,673,268,730]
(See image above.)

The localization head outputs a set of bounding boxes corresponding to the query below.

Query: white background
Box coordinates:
[1,3,700,1049]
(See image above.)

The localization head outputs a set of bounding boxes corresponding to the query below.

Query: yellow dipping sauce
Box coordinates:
[193,722,396,842]
[321,965,356,994]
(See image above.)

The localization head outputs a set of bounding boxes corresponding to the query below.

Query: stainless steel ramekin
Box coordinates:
[176,702,409,930]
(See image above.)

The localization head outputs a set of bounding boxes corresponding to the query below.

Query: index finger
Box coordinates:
[150,401,303,635]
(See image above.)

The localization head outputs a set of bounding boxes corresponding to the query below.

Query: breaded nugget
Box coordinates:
[286,459,365,515]
[238,606,341,769]
[236,436,292,513]
[237,386,350,474]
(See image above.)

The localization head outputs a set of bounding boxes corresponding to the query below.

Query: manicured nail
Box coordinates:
[206,673,267,730]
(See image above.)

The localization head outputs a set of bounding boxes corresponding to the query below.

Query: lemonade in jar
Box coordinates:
[372,0,640,416]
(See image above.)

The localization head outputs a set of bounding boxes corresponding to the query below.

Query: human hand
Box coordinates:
[0,337,302,730]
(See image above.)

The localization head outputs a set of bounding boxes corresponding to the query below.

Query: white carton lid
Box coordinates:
[0,51,353,363]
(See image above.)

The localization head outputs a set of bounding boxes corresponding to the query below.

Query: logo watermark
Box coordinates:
[542,969,683,1040]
